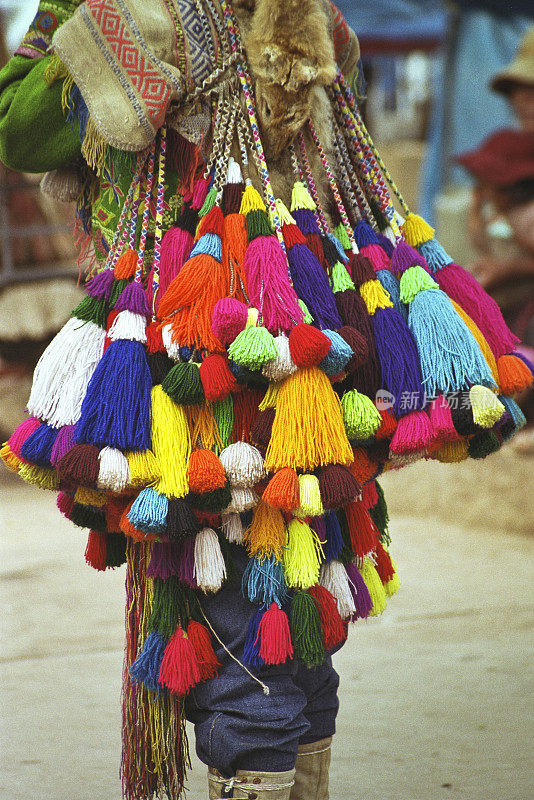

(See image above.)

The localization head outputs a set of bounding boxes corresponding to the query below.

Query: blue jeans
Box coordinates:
[185,547,342,777]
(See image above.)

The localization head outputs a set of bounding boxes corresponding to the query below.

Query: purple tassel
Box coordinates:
[177,535,197,588]
[114,281,150,316]
[515,351,534,375]
[376,233,395,258]
[371,307,425,415]
[50,425,75,466]
[288,243,342,329]
[147,541,182,580]
[75,339,152,450]
[85,269,115,301]
[292,208,321,236]
[345,562,373,620]
[390,241,428,277]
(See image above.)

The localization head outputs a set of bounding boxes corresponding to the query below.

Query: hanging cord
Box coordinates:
[295,134,329,234]
[337,70,410,216]
[305,121,357,252]
[151,126,167,313]
[136,138,157,281]
[332,121,379,230]
[104,149,149,271]
[288,142,305,183]
[213,93,239,197]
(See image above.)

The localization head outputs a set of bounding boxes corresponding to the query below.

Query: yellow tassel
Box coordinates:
[469,385,505,428]
[274,199,296,226]
[18,464,59,491]
[259,383,280,411]
[43,53,69,87]
[290,181,316,212]
[296,474,324,517]
[432,439,468,463]
[185,404,222,451]
[1,443,21,472]
[360,559,387,615]
[401,212,435,247]
[284,518,324,589]
[60,73,75,113]
[239,183,266,215]
[450,300,499,385]
[265,367,353,472]
[243,499,286,561]
[81,117,107,175]
[359,280,393,315]
[151,385,191,498]
[246,307,259,328]
[384,558,400,599]
[75,487,107,507]
[126,449,161,488]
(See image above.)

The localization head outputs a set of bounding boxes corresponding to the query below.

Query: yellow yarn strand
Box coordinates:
[432,439,469,463]
[450,300,499,385]
[258,383,280,411]
[359,280,393,315]
[265,367,353,472]
[469,385,505,429]
[296,474,324,517]
[185,403,223,451]
[384,557,401,599]
[127,449,161,489]
[151,385,191,498]
[284,518,325,589]
[239,183,266,215]
[360,559,387,615]
[0,443,21,472]
[18,464,59,491]
[243,499,287,561]
[43,52,69,87]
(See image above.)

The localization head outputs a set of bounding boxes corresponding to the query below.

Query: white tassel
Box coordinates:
[319,560,356,620]
[27,317,106,428]
[162,323,182,361]
[98,447,131,492]
[262,334,297,381]
[221,512,244,544]
[225,486,259,513]
[219,442,267,487]
[194,527,227,593]
[108,310,147,343]
[296,474,324,517]
[226,157,243,184]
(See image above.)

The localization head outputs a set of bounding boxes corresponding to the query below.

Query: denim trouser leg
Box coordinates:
[184,546,342,777]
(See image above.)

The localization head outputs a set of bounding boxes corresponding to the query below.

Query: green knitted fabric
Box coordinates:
[0,54,81,172]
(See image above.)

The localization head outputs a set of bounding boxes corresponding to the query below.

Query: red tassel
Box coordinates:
[250,407,276,448]
[338,326,369,371]
[348,447,379,485]
[308,585,347,651]
[374,541,395,584]
[196,205,224,239]
[194,510,221,527]
[288,324,331,368]
[57,491,75,518]
[282,223,306,249]
[318,463,361,509]
[187,620,220,681]
[376,408,398,440]
[258,602,294,665]
[360,480,378,510]
[199,354,238,402]
[344,500,380,558]
[105,496,131,534]
[348,254,375,287]
[187,449,227,493]
[56,444,100,488]
[85,530,107,571]
[305,233,328,270]
[146,320,165,354]
[231,390,262,443]
[159,626,202,695]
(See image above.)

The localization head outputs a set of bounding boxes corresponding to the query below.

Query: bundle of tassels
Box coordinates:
[2,2,532,798]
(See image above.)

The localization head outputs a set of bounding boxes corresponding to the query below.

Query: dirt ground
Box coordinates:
[1,443,533,800]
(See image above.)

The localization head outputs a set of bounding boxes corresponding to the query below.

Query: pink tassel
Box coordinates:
[244,236,303,333]
[435,263,519,359]
[360,243,390,271]
[258,602,294,665]
[361,480,378,510]
[429,395,458,442]
[390,410,433,454]
[211,297,248,345]
[192,177,210,210]
[7,417,41,457]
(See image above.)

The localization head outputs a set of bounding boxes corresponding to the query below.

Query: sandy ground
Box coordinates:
[1,449,533,800]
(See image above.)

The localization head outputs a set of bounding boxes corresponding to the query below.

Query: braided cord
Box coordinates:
[105,150,148,271]
[333,122,378,230]
[151,126,167,312]
[296,133,328,233]
[136,139,157,281]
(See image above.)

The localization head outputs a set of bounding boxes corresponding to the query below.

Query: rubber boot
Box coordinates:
[289,736,332,800]
[208,767,296,799]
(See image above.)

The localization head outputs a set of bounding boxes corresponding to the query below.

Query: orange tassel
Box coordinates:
[187,449,227,493]
[114,248,138,279]
[348,447,379,484]
[262,468,300,511]
[223,213,248,302]
[119,501,157,542]
[497,354,533,395]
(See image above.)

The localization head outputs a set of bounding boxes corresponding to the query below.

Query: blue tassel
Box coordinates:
[326,233,349,263]
[372,307,425,415]
[320,329,354,375]
[129,631,166,693]
[324,510,345,561]
[189,233,222,261]
[75,339,152,450]
[408,290,496,396]
[242,554,287,607]
[243,606,266,667]
[128,487,169,534]
[20,423,59,467]
[288,244,342,330]
[417,239,453,273]
[354,220,379,248]
[376,269,407,320]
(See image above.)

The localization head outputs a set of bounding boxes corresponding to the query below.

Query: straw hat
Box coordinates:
[492,27,534,95]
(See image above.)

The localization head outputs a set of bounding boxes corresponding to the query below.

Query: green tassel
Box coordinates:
[148,576,189,639]
[228,325,279,370]
[246,209,273,242]
[468,431,501,460]
[332,260,356,293]
[189,483,232,512]
[290,590,325,666]
[105,532,127,568]
[341,390,382,439]
[199,186,217,218]
[162,362,204,406]
[217,531,239,587]
[369,481,390,547]
[334,508,355,564]
[334,223,351,251]
[72,296,108,329]
[213,395,234,453]
[399,265,439,304]
[70,503,107,532]
[298,300,314,325]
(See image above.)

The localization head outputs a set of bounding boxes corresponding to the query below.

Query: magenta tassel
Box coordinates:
[245,235,303,333]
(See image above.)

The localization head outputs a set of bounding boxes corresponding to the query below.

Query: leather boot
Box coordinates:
[289,737,332,800]
[208,767,296,799]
